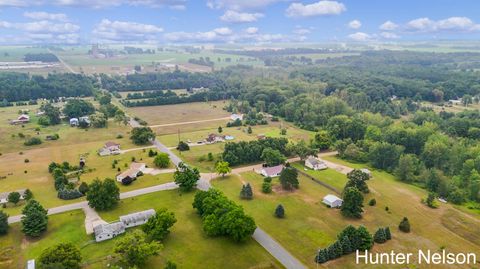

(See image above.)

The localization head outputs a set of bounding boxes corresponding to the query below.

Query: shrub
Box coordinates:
[177,141,190,151]
[57,189,84,200]
[261,182,272,193]
[368,198,376,206]
[399,217,411,233]
[373,228,387,243]
[24,137,42,146]
[263,177,272,183]
[24,159,30,163]
[275,204,285,218]
[122,177,134,185]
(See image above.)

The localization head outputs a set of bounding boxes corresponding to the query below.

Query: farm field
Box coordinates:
[125,101,230,125]
[212,162,480,269]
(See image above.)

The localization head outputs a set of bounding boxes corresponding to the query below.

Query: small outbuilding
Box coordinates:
[230,113,243,121]
[305,156,328,170]
[69,118,79,126]
[322,194,343,208]
[260,165,284,178]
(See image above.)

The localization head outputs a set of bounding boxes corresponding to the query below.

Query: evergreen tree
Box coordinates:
[384,227,392,240]
[21,200,48,237]
[275,204,285,218]
[340,236,353,254]
[373,228,387,243]
[24,189,33,200]
[332,240,343,258]
[218,126,223,133]
[279,167,299,190]
[0,211,8,235]
[399,217,411,233]
[341,187,364,218]
[315,249,328,264]
[356,226,374,251]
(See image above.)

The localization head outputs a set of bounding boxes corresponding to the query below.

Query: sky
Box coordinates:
[0,0,479,44]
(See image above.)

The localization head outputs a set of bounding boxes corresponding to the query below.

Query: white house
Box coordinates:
[93,222,125,242]
[116,162,146,182]
[69,118,79,126]
[99,141,121,156]
[260,165,284,178]
[322,194,343,208]
[230,113,243,121]
[0,189,26,204]
[120,209,156,228]
[27,259,35,269]
[305,156,328,170]
[449,99,462,105]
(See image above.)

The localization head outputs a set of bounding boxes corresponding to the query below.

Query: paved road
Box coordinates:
[253,228,307,269]
[149,116,230,128]
[49,49,77,74]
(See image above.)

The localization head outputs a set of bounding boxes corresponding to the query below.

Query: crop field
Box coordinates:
[125,100,230,125]
[212,161,480,269]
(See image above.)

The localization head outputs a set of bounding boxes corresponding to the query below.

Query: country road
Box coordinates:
[48,49,77,74]
[148,116,230,128]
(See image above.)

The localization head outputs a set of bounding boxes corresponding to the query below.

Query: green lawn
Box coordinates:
[290,162,348,190]
[97,190,283,269]
[212,164,480,269]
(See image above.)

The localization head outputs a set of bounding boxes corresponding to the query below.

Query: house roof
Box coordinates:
[306,156,324,166]
[323,194,342,203]
[130,162,145,170]
[94,222,125,236]
[117,168,138,180]
[105,141,120,148]
[0,189,26,201]
[262,165,284,176]
[120,209,155,225]
[17,114,29,120]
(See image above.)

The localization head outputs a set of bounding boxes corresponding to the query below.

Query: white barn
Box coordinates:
[120,209,156,228]
[93,222,125,242]
[305,156,328,170]
[322,194,343,208]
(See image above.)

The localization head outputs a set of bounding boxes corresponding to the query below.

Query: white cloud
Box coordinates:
[348,32,371,41]
[220,10,264,23]
[286,1,346,18]
[379,20,398,31]
[348,19,361,29]
[244,27,259,34]
[406,17,480,33]
[19,20,80,33]
[207,0,283,11]
[380,32,399,39]
[0,19,80,43]
[164,27,291,44]
[293,27,311,35]
[23,11,68,22]
[92,19,163,42]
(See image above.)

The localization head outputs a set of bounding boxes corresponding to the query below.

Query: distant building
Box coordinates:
[93,222,125,242]
[205,133,224,144]
[116,162,146,182]
[230,113,243,121]
[0,189,26,204]
[449,99,462,105]
[120,209,156,228]
[305,156,328,171]
[10,114,30,125]
[260,165,284,178]
[99,141,121,156]
[257,134,267,140]
[69,118,79,126]
[322,194,343,208]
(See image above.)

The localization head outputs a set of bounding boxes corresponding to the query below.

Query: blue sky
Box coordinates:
[0,0,479,44]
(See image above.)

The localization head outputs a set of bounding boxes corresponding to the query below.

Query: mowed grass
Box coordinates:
[290,162,347,191]
[97,190,283,269]
[126,101,231,125]
[0,210,113,269]
[0,138,174,216]
[212,163,480,269]
[173,143,224,172]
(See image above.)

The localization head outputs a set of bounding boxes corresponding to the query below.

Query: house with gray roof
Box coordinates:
[305,156,328,170]
[0,189,26,204]
[93,222,125,242]
[120,209,156,228]
[260,165,284,178]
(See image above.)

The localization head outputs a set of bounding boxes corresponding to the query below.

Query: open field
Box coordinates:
[125,101,230,125]
[420,101,480,114]
[212,161,480,268]
[290,162,348,190]
[157,121,315,147]
[173,143,224,172]
[0,134,174,216]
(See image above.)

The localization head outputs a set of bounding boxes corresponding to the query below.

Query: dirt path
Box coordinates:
[148,116,230,128]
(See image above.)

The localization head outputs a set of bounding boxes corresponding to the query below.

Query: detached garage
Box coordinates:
[322,194,343,208]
